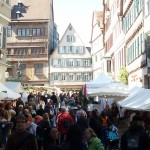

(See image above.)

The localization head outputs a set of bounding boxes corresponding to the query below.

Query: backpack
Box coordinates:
[62,117,70,129]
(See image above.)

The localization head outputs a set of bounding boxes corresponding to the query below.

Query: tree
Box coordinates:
[118,66,129,84]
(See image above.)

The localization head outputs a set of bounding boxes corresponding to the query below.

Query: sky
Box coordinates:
[53,0,103,46]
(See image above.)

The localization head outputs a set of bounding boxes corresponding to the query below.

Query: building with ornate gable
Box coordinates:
[49,23,92,91]
[6,0,56,87]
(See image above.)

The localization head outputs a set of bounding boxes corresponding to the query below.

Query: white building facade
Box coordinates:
[49,23,92,91]
[123,0,145,88]
[103,0,126,80]
[90,11,104,80]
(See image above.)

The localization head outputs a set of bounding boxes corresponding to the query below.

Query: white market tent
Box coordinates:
[117,87,150,111]
[85,73,113,94]
[32,85,62,93]
[0,91,8,100]
[87,82,129,97]
[0,82,21,100]
[5,82,25,93]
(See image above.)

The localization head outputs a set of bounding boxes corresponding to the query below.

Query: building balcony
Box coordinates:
[7,54,48,62]
[7,35,48,44]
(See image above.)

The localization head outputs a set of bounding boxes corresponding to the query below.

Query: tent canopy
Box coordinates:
[5,82,25,93]
[0,92,8,100]
[0,83,21,100]
[86,73,112,93]
[87,81,129,97]
[117,87,150,111]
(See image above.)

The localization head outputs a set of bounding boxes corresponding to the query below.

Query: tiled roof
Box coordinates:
[11,0,52,20]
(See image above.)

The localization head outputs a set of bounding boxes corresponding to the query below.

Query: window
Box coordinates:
[61,73,66,81]
[83,73,91,81]
[32,28,45,36]
[76,59,82,66]
[7,26,12,37]
[31,48,45,54]
[69,73,74,80]
[65,46,70,53]
[72,46,76,53]
[60,59,67,67]
[68,59,74,66]
[53,73,59,80]
[58,46,65,53]
[107,60,111,72]
[13,48,28,55]
[78,47,84,53]
[18,2,23,8]
[16,12,21,18]
[67,35,76,42]
[17,29,30,36]
[21,64,26,75]
[7,48,11,55]
[76,73,82,81]
[26,29,30,36]
[84,59,90,67]
[34,64,43,74]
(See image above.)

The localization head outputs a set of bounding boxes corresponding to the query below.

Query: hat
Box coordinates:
[132,115,144,122]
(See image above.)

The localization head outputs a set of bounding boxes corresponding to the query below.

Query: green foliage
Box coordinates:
[118,66,129,84]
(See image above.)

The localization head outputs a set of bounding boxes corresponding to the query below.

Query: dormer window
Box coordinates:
[17,0,23,8]
[16,11,21,18]
[18,2,22,8]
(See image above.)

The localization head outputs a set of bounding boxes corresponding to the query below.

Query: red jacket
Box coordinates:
[58,112,74,134]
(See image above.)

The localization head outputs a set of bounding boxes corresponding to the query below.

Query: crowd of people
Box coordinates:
[0,91,150,150]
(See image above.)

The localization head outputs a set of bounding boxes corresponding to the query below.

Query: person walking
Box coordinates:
[57,107,74,143]
[89,109,102,139]
[43,126,61,150]
[62,124,88,150]
[5,114,38,150]
[120,115,150,150]
[85,128,104,150]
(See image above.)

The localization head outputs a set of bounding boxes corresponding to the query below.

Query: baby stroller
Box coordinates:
[106,124,120,150]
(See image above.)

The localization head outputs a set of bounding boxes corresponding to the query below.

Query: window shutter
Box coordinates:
[0,26,3,49]
[2,27,6,49]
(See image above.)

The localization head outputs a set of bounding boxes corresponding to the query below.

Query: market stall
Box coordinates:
[0,83,21,100]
